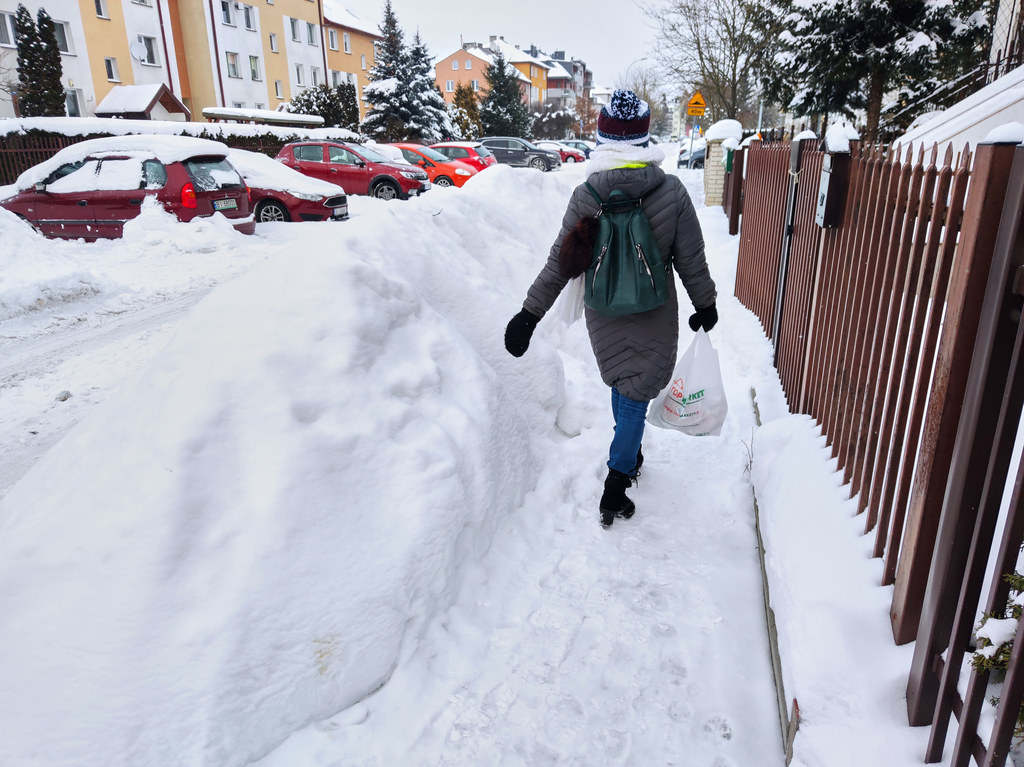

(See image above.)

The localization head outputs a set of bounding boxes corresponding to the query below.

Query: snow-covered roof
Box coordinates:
[95,84,163,114]
[896,65,1024,152]
[321,0,378,36]
[15,135,230,189]
[202,106,324,127]
[460,44,530,83]
[227,148,345,196]
[487,37,550,70]
[94,84,190,119]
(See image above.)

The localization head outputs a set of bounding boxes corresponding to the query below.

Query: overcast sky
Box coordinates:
[338,0,663,92]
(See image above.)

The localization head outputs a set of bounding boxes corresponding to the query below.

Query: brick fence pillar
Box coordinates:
[703,139,727,206]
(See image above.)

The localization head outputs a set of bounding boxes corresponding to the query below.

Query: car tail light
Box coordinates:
[246,185,251,204]
[180,182,197,209]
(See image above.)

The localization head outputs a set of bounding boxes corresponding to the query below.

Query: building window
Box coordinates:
[220,0,232,24]
[52,21,72,53]
[328,29,337,50]
[445,80,453,92]
[289,17,300,41]
[269,33,277,52]
[249,55,260,80]
[225,51,240,78]
[0,12,15,47]
[137,34,158,65]
[94,0,108,18]
[311,66,320,86]
[466,59,471,69]
[64,89,81,116]
[242,5,255,30]
[360,53,366,70]
[451,59,458,70]
[132,0,150,5]
[295,63,303,85]
[232,101,244,108]
[255,102,264,109]
[343,31,350,53]
[104,57,119,81]
[274,79,283,98]
[471,79,479,92]
[306,22,316,45]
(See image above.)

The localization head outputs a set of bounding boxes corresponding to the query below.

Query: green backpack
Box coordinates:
[583,182,668,316]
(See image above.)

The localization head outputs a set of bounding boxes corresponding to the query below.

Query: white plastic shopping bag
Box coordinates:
[647,329,728,436]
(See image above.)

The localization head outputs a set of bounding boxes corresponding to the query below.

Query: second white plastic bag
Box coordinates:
[647,329,728,436]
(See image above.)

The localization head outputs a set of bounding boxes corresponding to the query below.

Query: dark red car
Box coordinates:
[228,148,348,222]
[1,135,255,239]
[429,141,498,173]
[276,141,430,200]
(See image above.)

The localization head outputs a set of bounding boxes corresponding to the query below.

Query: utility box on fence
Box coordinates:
[815,151,850,228]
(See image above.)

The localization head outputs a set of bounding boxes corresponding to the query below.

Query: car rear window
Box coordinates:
[183,157,245,191]
[443,147,468,159]
[474,144,493,158]
[293,145,325,162]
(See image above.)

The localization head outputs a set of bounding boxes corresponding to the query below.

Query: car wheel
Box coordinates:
[693,160,705,169]
[434,176,454,187]
[255,200,290,223]
[529,157,547,171]
[565,156,576,163]
[373,180,400,200]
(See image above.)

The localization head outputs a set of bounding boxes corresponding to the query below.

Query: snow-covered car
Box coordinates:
[558,139,594,159]
[535,140,586,164]
[228,149,348,222]
[0,135,255,239]
[677,140,707,169]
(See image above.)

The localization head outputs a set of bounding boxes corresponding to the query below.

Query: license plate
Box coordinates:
[331,206,348,219]
[213,198,238,211]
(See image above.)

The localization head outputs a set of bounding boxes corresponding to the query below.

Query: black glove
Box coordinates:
[688,303,718,333]
[504,309,540,357]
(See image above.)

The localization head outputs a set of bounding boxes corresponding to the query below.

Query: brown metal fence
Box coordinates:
[735,136,1024,765]
[0,131,290,186]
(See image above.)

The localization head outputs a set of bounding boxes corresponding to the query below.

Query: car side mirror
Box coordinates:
[34,181,47,192]
[355,160,366,167]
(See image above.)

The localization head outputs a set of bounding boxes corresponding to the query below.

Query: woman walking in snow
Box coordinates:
[503,89,718,528]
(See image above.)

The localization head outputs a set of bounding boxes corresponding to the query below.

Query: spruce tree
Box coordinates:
[13,4,42,117]
[404,32,453,143]
[451,83,482,139]
[337,81,360,132]
[479,49,532,137]
[770,0,989,139]
[35,8,65,116]
[361,0,410,141]
[289,83,348,128]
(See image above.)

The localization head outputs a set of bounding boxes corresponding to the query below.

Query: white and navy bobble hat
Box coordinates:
[596,89,651,147]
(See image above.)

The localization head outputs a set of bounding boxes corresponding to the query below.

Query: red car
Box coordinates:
[1,135,255,239]
[536,140,586,164]
[228,148,348,222]
[385,143,478,188]
[276,141,430,200]
[429,141,498,173]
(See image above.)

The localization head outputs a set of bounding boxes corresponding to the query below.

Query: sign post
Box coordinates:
[685,92,706,169]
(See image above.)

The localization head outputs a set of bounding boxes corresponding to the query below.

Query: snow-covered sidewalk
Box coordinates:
[0,152,936,766]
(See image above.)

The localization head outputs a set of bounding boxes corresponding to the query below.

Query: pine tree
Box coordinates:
[404,32,453,143]
[451,83,482,139]
[35,8,65,116]
[479,49,532,137]
[13,4,42,117]
[770,0,989,139]
[361,0,411,141]
[532,102,576,139]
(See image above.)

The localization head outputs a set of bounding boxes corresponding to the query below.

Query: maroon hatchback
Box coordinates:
[276,141,430,200]
[1,135,255,239]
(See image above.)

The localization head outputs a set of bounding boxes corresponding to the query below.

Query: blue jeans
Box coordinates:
[608,387,648,476]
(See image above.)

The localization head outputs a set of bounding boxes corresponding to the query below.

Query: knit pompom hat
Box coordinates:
[596,89,651,147]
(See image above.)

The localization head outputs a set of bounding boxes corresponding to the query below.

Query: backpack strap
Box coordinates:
[584,181,604,206]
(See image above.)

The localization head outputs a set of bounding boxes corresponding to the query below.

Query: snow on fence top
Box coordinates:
[0,116,359,142]
[704,119,743,142]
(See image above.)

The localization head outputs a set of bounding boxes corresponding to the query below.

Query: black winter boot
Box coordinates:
[599,469,636,529]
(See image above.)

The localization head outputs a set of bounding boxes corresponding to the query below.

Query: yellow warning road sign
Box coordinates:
[686,91,706,116]
[687,106,706,116]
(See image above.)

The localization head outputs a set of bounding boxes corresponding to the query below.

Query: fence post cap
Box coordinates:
[979,121,1024,145]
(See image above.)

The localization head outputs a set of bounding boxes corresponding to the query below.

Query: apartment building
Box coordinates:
[0,0,378,120]
[434,43,507,103]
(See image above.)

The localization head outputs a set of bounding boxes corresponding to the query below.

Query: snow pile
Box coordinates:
[704,118,743,142]
[227,149,346,196]
[824,123,859,153]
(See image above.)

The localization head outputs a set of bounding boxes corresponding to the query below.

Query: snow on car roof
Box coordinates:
[16,135,231,189]
[227,149,345,197]
[433,141,483,148]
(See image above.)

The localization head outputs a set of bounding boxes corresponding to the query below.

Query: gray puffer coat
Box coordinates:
[523,163,716,402]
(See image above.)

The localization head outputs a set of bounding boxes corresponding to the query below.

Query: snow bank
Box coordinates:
[0,164,581,766]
